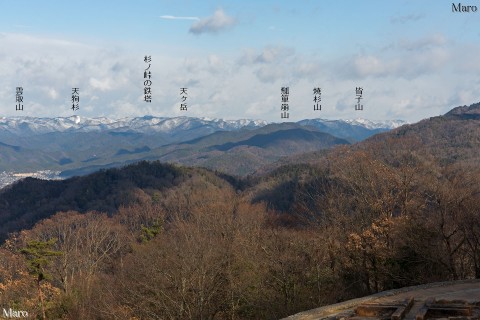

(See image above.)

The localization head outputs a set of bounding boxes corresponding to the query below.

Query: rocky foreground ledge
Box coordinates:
[283,279,480,320]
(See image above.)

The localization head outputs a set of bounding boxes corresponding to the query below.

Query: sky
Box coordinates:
[0,0,479,123]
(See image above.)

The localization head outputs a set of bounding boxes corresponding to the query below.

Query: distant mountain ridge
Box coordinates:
[0,115,405,181]
[445,102,480,119]
[0,116,268,136]
[0,115,405,138]
[59,123,351,178]
[297,118,405,142]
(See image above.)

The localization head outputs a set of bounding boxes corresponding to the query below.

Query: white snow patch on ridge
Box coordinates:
[0,116,405,136]
[0,116,270,136]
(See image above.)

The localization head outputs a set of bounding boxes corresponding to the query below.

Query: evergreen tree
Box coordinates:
[21,238,62,320]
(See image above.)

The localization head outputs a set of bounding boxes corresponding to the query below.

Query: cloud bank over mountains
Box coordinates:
[1,4,479,123]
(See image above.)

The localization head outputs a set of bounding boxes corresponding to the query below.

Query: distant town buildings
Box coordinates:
[0,170,62,189]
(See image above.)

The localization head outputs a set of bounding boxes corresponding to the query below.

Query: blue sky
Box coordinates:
[0,0,479,122]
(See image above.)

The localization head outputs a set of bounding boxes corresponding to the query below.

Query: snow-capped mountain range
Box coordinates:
[0,115,406,137]
[342,119,406,130]
[0,115,408,183]
[0,115,268,136]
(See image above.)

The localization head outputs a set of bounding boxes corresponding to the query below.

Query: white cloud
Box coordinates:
[390,13,425,24]
[453,44,480,73]
[340,34,451,80]
[238,46,295,65]
[1,31,480,123]
[255,66,285,83]
[235,46,299,83]
[47,88,58,100]
[255,46,294,64]
[89,77,113,92]
[398,34,447,51]
[350,55,397,78]
[160,15,199,21]
[189,9,236,35]
[294,62,322,78]
[0,33,140,118]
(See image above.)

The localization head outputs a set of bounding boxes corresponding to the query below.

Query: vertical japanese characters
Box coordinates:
[281,86,289,119]
[180,88,188,111]
[144,56,152,103]
[16,87,24,111]
[313,87,321,111]
[71,88,79,111]
[355,87,363,111]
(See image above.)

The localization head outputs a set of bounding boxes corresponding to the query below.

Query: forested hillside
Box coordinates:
[0,103,479,319]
